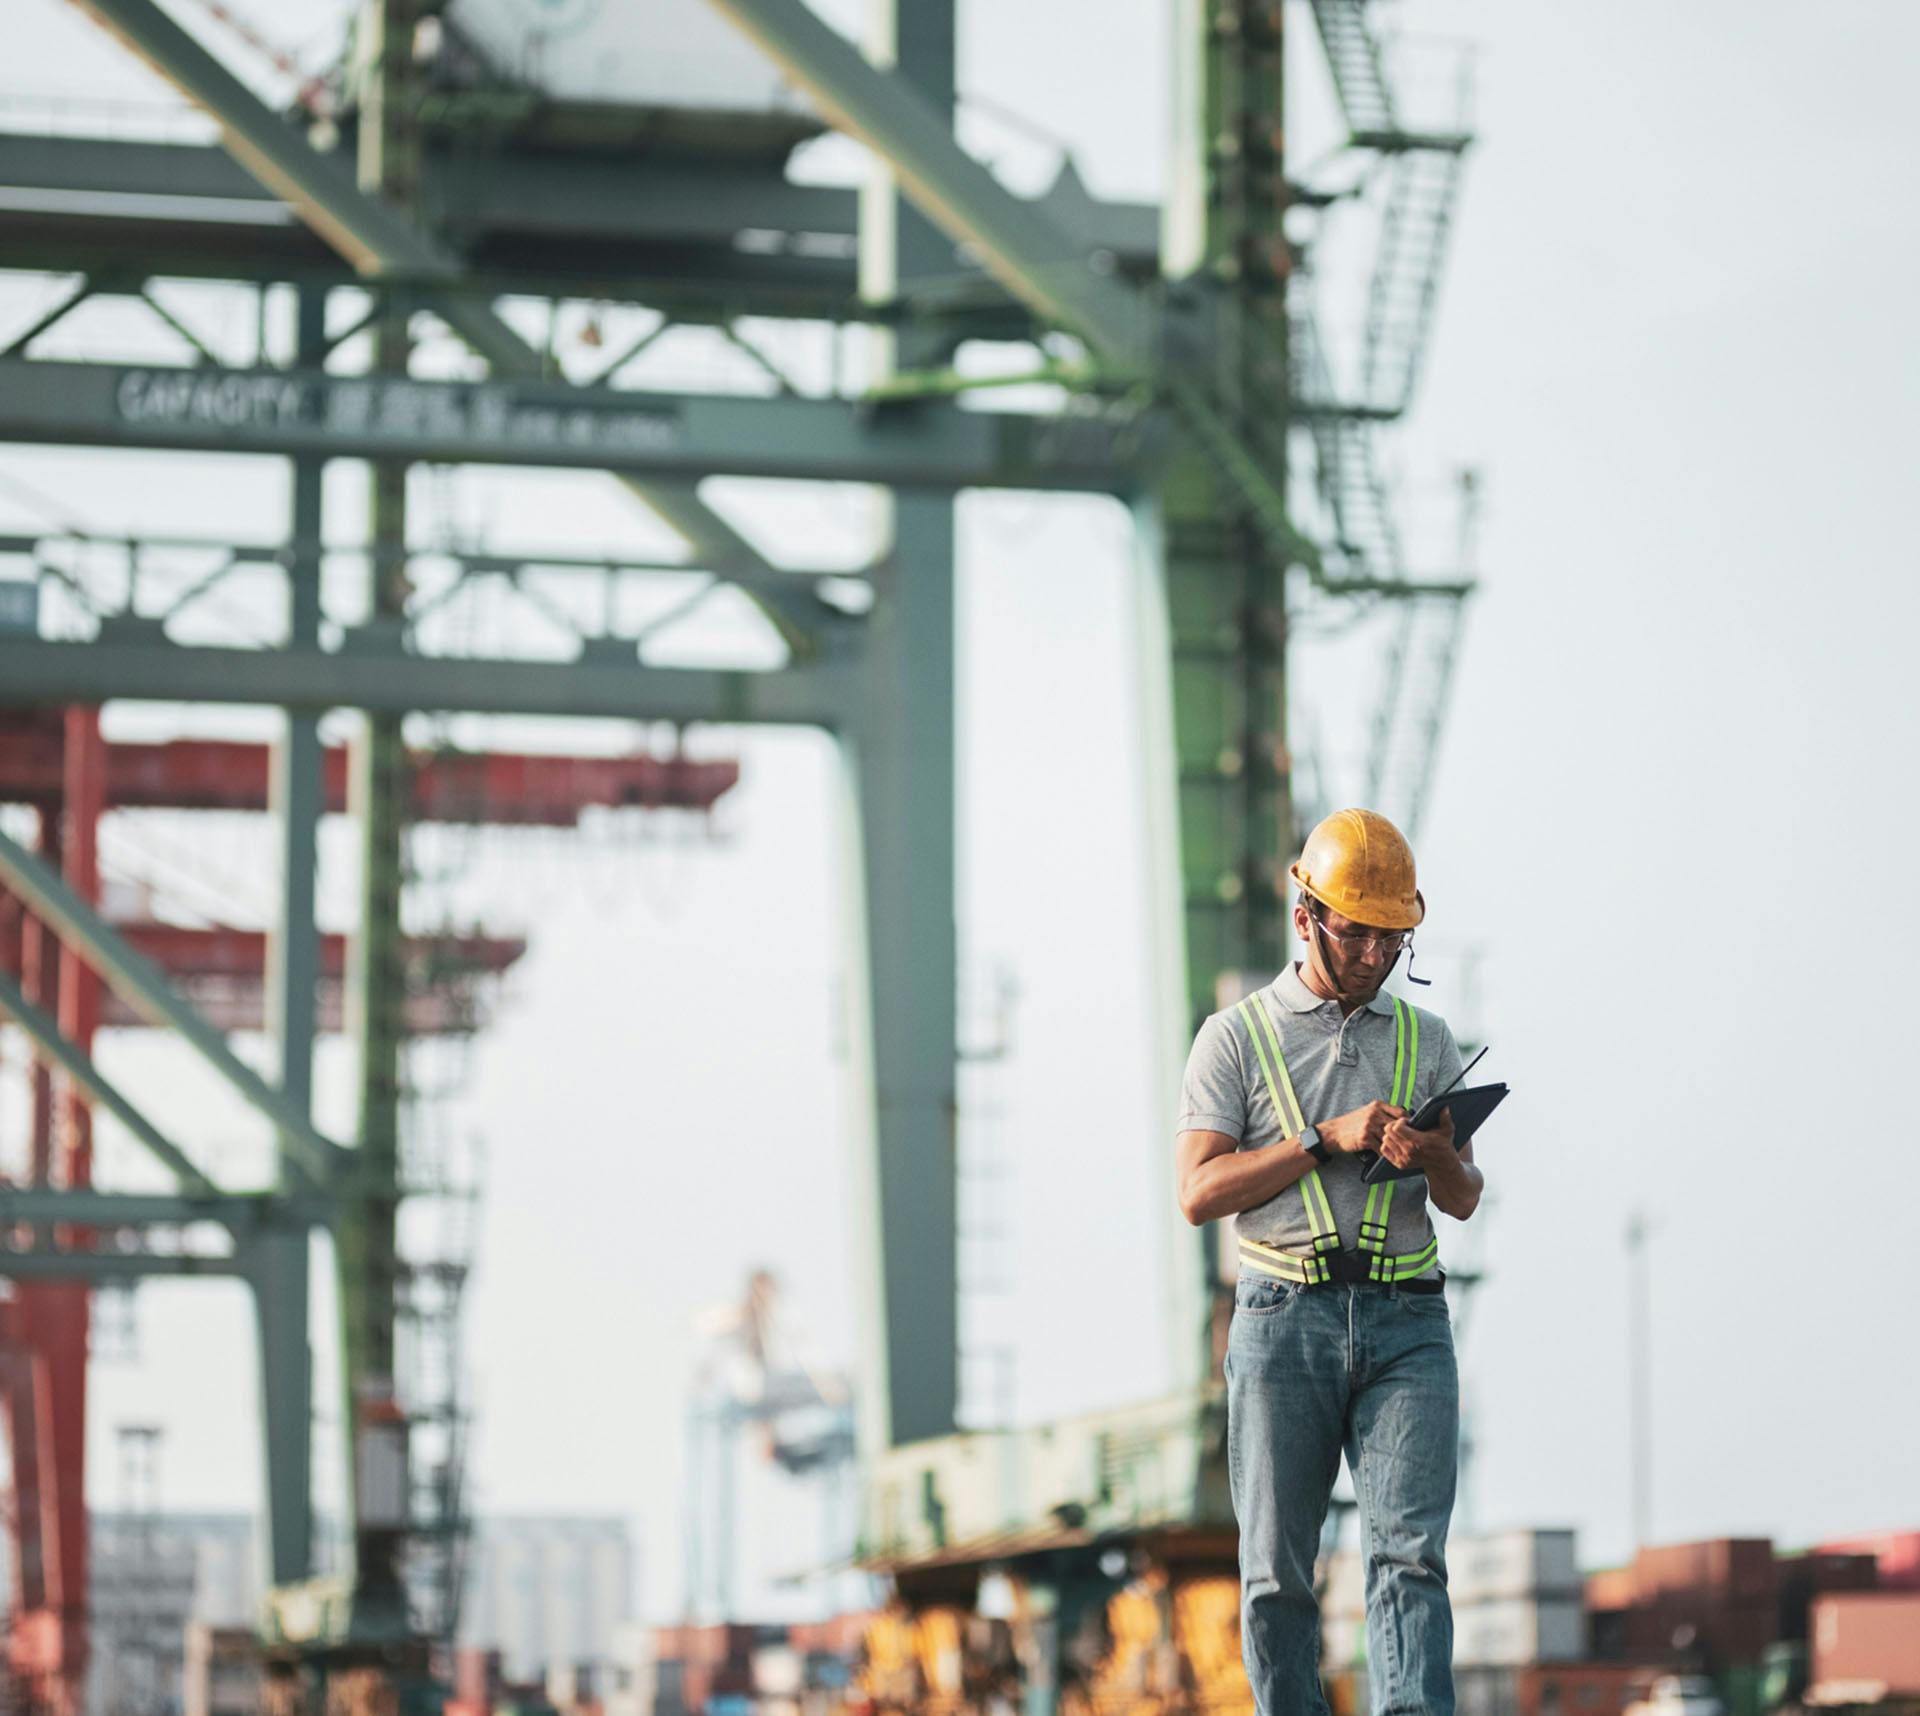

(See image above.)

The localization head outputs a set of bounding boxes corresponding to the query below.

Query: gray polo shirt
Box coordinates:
[1178,963,1465,1278]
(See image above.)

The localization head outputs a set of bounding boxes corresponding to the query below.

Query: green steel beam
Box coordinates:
[1155,0,1294,1388]
[0,1188,329,1230]
[706,0,1152,363]
[699,0,1368,599]
[0,133,1161,272]
[59,0,823,651]
[845,0,960,1455]
[0,358,1140,493]
[0,1251,245,1281]
[0,969,219,1196]
[246,1227,317,1586]
[0,529,864,583]
[0,824,347,1184]
[344,0,420,1622]
[258,284,326,1592]
[0,634,854,725]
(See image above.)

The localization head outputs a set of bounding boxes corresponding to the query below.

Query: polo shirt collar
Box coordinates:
[1272,962,1399,1017]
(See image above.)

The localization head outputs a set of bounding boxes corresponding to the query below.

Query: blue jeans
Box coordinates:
[1225,1275,1459,1716]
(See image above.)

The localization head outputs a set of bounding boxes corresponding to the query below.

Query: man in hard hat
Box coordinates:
[1174,808,1483,1716]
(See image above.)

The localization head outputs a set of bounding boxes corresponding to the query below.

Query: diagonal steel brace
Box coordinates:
[62,0,834,655]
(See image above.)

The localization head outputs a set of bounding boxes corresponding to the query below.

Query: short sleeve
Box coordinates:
[1178,1012,1247,1139]
[1418,1011,1466,1106]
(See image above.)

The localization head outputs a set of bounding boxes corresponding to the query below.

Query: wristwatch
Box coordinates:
[1299,1123,1332,1165]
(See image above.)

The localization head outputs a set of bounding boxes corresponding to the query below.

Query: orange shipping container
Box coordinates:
[1587,1568,1638,1613]
[1811,1592,1920,1695]
[1631,1539,1776,1606]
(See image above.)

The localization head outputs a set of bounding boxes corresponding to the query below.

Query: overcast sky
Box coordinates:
[2,0,1917,1626]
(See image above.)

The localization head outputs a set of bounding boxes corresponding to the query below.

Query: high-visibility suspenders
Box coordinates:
[1233,990,1440,1285]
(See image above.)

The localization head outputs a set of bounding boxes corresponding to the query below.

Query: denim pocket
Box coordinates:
[1234,1276,1298,1314]
[1401,1289,1450,1316]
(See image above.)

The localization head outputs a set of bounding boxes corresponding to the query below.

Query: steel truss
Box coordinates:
[0,0,1479,1693]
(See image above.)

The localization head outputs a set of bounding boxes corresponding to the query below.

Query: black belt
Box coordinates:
[1313,1253,1446,1293]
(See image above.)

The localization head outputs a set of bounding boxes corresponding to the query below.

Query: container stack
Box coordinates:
[630,1618,872,1716]
[1587,1539,1776,1667]
[785,1615,867,1716]
[1319,1529,1585,1673]
[1450,1529,1586,1667]
[651,1623,763,1716]
[1817,1530,1920,1592]
[181,1625,263,1716]
[1809,1592,1920,1703]
[1774,1549,1879,1641]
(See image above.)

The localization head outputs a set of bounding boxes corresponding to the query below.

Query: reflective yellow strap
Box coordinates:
[1363,998,1429,1275]
[1390,995,1421,1107]
[1358,1176,1395,1256]
[1362,1002,1414,1256]
[1405,1004,1420,1104]
[1237,996,1305,1134]
[1397,998,1413,1113]
[1370,1237,1440,1282]
[1358,1180,1386,1255]
[1238,1238,1330,1286]
[1237,996,1339,1254]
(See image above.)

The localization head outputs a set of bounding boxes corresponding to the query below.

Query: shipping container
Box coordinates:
[1588,1568,1640,1614]
[1452,1598,1585,1666]
[1452,1531,1582,1604]
[1817,1531,1920,1593]
[785,1613,875,1657]
[1455,1665,1522,1716]
[1518,1661,1650,1716]
[1619,1595,1775,1665]
[1326,1532,1582,1619]
[1321,1550,1365,1619]
[1810,1592,1920,1696]
[1775,1551,1880,1641]
[1631,1541,1776,1608]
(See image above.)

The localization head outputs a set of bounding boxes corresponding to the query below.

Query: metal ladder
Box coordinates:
[1363,143,1468,415]
[1291,302,1404,580]
[1308,0,1398,135]
[1310,0,1473,418]
[1363,592,1468,841]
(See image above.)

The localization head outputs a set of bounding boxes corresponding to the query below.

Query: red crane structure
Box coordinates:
[0,709,737,1712]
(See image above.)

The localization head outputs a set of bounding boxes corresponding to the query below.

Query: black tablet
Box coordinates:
[1359,1082,1510,1184]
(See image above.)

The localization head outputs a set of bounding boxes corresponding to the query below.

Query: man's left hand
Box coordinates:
[1379,1107,1456,1172]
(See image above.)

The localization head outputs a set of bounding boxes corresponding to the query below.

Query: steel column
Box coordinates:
[1159,0,1295,1380]
[257,283,328,1591]
[245,1226,317,1586]
[843,0,960,1453]
[338,1,418,1622]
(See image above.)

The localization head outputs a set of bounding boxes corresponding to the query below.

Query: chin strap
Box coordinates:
[1307,909,1356,1004]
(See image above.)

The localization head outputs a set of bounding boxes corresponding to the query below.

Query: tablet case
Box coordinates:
[1359,1082,1509,1184]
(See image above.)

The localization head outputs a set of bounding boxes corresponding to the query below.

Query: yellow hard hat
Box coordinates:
[1289,808,1426,931]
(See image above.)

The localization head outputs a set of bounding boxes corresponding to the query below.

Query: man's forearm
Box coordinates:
[1424,1148,1483,1220]
[1181,1138,1318,1226]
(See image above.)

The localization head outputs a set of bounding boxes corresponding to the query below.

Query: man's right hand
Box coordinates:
[1314,1101,1408,1156]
